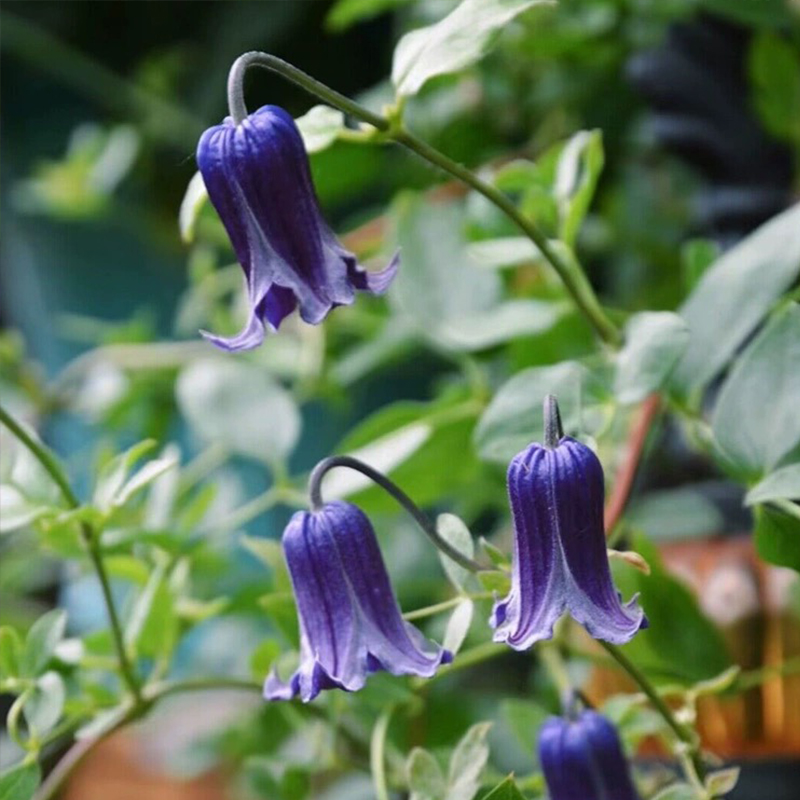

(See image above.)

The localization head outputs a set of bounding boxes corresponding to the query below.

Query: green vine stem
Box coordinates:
[0,405,143,707]
[225,52,621,347]
[601,641,707,787]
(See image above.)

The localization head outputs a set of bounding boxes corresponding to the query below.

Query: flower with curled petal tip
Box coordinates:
[491,418,646,649]
[196,105,398,351]
[539,710,641,800]
[264,501,451,703]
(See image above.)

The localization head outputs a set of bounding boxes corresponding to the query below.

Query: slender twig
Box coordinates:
[600,642,706,785]
[0,405,142,705]
[0,405,77,507]
[604,394,662,535]
[370,706,394,800]
[308,455,485,573]
[225,52,621,346]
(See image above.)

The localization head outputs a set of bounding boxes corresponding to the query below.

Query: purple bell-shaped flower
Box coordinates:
[491,396,645,649]
[197,105,398,351]
[264,501,451,702]
[539,710,641,800]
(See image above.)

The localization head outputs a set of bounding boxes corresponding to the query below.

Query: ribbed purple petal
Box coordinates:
[264,502,449,702]
[492,437,644,649]
[324,501,451,677]
[539,712,640,800]
[196,106,398,351]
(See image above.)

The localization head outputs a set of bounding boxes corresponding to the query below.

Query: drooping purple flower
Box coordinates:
[491,427,645,649]
[196,105,398,351]
[539,710,641,800]
[264,501,451,702]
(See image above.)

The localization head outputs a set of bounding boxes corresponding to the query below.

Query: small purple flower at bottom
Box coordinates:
[539,710,641,800]
[491,435,645,650]
[264,501,451,702]
[197,105,398,352]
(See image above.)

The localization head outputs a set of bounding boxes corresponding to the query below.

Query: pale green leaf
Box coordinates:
[746,464,800,506]
[615,312,689,404]
[442,599,473,655]
[23,671,66,735]
[178,170,208,244]
[474,360,610,464]
[554,129,603,246]
[712,304,800,477]
[392,0,552,96]
[446,721,492,800]
[176,358,301,465]
[295,105,346,152]
[407,747,446,800]
[436,514,475,591]
[22,610,67,677]
[671,203,800,393]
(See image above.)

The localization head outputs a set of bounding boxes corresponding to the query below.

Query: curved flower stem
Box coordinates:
[370,706,395,800]
[308,455,484,573]
[600,642,707,786]
[225,53,621,347]
[0,405,143,707]
[227,52,389,130]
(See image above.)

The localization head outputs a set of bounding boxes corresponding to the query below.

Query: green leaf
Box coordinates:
[437,514,475,591]
[407,747,446,800]
[680,238,720,294]
[446,722,492,800]
[241,536,291,591]
[114,451,178,509]
[754,504,800,572]
[705,767,740,797]
[479,537,510,569]
[478,571,511,594]
[92,439,157,515]
[392,196,562,351]
[474,360,610,464]
[0,627,23,679]
[611,535,731,684]
[125,567,177,659]
[746,464,800,506]
[23,671,66,735]
[749,32,800,143]
[0,762,41,800]
[651,784,701,800]
[627,488,723,542]
[178,171,208,244]
[176,358,301,466]
[712,304,800,477]
[615,312,689,404]
[295,105,345,153]
[0,485,53,533]
[22,609,67,677]
[465,237,541,270]
[326,0,413,32]
[554,129,603,247]
[442,599,473,655]
[671,203,800,393]
[697,0,792,27]
[481,777,526,800]
[392,0,552,97]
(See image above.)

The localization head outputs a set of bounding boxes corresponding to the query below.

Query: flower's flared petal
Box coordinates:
[271,511,368,702]
[199,304,265,352]
[345,251,401,296]
[261,284,298,330]
[491,446,566,649]
[554,438,645,644]
[581,711,640,800]
[322,502,451,677]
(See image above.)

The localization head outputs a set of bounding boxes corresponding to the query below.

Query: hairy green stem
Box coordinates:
[601,642,707,785]
[225,53,621,346]
[0,405,143,706]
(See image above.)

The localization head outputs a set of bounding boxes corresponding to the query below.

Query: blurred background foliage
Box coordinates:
[2,1,800,799]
